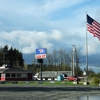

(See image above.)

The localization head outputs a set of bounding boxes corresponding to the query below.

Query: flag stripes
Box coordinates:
[87,14,100,40]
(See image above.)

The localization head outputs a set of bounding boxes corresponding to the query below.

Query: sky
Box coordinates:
[0,0,100,72]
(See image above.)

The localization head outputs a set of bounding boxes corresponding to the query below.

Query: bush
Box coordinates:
[90,77,100,85]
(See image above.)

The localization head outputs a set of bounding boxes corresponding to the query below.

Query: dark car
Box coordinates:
[65,76,80,81]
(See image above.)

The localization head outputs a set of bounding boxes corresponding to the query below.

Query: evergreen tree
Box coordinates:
[0,45,24,68]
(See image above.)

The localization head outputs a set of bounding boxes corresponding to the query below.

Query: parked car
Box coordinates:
[65,76,80,81]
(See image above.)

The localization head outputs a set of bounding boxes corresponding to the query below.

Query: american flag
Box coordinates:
[87,14,100,40]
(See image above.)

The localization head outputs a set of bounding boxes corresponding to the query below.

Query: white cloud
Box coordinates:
[0,29,99,56]
[0,0,85,18]
[0,30,64,54]
[0,0,100,65]
[39,0,85,13]
[80,34,100,56]
[49,30,63,40]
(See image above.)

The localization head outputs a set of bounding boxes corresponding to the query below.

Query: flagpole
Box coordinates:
[86,12,89,84]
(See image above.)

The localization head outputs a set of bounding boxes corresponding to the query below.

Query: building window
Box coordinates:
[6,73,10,77]
[21,73,27,78]
[11,73,16,77]
[17,73,21,77]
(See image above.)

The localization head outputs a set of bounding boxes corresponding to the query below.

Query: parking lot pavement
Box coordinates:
[0,85,100,100]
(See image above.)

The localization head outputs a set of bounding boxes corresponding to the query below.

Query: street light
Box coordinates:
[72,45,76,76]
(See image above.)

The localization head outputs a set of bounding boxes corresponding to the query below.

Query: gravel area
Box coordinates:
[0,85,100,100]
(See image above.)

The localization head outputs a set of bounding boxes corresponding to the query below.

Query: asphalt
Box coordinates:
[0,85,100,100]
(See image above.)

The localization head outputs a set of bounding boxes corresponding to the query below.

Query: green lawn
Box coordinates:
[0,80,99,86]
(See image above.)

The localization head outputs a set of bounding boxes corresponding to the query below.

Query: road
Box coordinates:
[0,85,100,100]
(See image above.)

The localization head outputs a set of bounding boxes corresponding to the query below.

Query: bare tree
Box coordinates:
[74,47,81,76]
[52,49,58,67]
[46,53,53,70]
[63,50,71,71]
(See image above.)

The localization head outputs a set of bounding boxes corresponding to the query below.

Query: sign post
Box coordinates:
[35,48,47,82]
[37,59,43,81]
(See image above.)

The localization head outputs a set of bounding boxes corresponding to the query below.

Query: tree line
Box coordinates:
[27,48,100,78]
[27,48,83,76]
[1,45,99,78]
[0,45,24,68]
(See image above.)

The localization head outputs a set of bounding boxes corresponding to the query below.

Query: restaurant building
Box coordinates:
[0,65,33,82]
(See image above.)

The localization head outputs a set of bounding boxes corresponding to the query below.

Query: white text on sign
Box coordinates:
[35,54,46,59]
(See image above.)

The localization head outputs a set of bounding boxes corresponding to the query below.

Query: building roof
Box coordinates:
[0,68,7,73]
[0,68,32,73]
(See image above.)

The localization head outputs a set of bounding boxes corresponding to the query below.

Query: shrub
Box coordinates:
[90,77,100,85]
